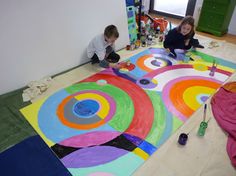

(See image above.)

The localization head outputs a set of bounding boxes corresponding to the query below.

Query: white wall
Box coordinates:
[193,0,203,26]
[193,0,236,35]
[0,0,129,95]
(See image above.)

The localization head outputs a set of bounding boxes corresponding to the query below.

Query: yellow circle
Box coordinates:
[183,86,215,110]
[193,63,208,71]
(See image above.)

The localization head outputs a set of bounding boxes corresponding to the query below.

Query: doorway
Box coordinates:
[150,0,196,19]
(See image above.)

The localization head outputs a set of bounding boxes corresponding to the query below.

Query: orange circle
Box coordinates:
[137,54,153,72]
[169,79,221,118]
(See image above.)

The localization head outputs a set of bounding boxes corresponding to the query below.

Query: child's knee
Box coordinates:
[113,54,120,63]
[107,52,120,63]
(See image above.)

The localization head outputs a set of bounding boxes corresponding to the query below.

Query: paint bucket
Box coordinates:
[153,18,168,32]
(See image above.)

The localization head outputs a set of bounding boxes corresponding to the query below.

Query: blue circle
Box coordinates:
[73,100,99,118]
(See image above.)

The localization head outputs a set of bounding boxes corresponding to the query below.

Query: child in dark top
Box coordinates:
[163,16,204,58]
[87,25,120,68]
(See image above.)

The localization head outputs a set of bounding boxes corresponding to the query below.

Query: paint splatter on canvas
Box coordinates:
[20,48,236,175]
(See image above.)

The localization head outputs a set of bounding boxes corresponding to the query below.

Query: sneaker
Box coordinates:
[91,58,99,64]
[190,38,204,49]
[194,44,204,49]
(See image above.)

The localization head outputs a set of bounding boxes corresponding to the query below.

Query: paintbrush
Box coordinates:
[197,104,208,136]
[203,104,207,122]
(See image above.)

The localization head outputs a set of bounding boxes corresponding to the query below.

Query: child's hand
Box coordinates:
[185,39,190,46]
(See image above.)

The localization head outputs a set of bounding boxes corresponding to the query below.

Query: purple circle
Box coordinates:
[61,146,128,168]
[136,77,157,89]
[151,60,161,66]
[200,96,208,102]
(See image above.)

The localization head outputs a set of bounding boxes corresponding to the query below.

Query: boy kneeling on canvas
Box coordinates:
[87,25,120,68]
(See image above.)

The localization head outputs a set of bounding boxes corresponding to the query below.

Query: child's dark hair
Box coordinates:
[104,25,119,38]
[177,16,195,38]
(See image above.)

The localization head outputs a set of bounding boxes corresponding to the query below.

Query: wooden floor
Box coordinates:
[149,13,236,44]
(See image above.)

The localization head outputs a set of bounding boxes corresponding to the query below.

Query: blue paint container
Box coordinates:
[178,133,188,145]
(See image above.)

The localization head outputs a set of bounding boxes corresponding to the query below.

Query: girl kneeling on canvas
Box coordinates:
[163,16,204,58]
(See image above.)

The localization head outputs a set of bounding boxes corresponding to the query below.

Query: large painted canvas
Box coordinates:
[20,47,236,176]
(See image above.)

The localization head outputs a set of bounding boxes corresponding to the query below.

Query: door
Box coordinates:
[150,0,196,19]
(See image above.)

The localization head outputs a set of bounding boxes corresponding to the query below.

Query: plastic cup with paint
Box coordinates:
[178,133,188,145]
[197,121,208,136]
[183,56,190,63]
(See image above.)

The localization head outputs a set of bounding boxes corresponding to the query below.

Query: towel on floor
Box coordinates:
[22,77,52,102]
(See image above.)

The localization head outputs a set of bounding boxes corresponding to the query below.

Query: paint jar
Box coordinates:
[209,66,217,76]
[126,61,131,66]
[178,133,188,145]
[197,121,208,136]
[183,56,190,63]
[130,43,135,50]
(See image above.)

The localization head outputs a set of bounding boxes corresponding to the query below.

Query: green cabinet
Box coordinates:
[196,0,236,36]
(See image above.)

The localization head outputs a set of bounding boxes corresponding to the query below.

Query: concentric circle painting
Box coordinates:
[21,47,236,175]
